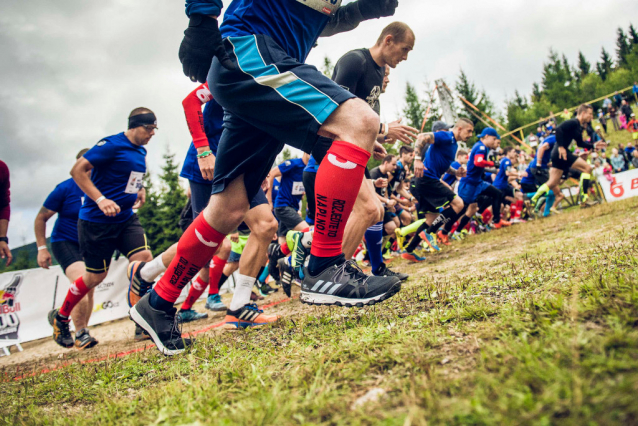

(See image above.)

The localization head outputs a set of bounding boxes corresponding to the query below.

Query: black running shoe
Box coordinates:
[278,257,294,297]
[267,242,284,281]
[47,309,74,348]
[129,293,193,356]
[134,324,151,342]
[301,260,401,307]
[257,280,278,296]
[374,263,409,281]
[74,328,99,350]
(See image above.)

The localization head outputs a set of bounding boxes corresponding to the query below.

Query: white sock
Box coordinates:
[140,256,167,282]
[229,273,255,311]
[301,231,313,249]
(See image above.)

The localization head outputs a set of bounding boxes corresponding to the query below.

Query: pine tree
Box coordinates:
[455,69,494,136]
[616,27,631,67]
[596,48,613,81]
[629,24,638,47]
[531,83,542,103]
[402,82,426,131]
[322,56,334,78]
[137,152,188,255]
[513,90,528,110]
[577,51,591,79]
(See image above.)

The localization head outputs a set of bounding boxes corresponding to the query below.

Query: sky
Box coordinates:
[1,0,637,247]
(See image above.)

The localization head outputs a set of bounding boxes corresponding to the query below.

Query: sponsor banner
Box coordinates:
[0,257,230,345]
[597,168,638,202]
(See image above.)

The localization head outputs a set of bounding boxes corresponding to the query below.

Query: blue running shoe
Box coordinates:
[177,309,208,323]
[205,294,226,311]
[419,231,440,252]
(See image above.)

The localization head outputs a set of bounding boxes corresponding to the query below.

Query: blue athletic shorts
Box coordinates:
[208,34,355,201]
[458,180,492,205]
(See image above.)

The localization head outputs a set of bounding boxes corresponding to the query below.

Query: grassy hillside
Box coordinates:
[2,196,637,425]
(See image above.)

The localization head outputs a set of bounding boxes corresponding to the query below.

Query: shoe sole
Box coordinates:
[129,306,184,357]
[179,314,209,323]
[205,304,227,312]
[300,281,401,308]
[75,339,99,350]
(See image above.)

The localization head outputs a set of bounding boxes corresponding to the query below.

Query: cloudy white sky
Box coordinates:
[1,0,637,247]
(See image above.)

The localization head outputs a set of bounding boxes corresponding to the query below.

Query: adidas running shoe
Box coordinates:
[223,304,279,329]
[374,262,409,281]
[205,294,226,311]
[74,328,99,350]
[420,231,440,252]
[267,242,284,281]
[177,309,208,323]
[129,293,193,356]
[278,257,294,297]
[300,260,401,307]
[127,261,154,307]
[48,309,74,348]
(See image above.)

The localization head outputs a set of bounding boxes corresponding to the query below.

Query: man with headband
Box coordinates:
[48,108,157,348]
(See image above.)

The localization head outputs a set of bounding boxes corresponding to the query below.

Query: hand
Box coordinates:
[37,249,52,269]
[374,178,388,188]
[0,241,12,266]
[197,150,216,181]
[455,166,467,178]
[386,119,419,145]
[558,147,567,161]
[413,160,424,178]
[373,141,386,160]
[98,199,121,217]
[132,188,146,210]
[229,233,239,243]
[179,15,235,83]
[594,141,608,150]
[387,199,397,208]
[358,0,399,20]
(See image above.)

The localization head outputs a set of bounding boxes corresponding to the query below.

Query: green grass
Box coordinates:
[2,198,638,425]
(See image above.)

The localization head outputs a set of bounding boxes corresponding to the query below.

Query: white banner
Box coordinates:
[0,257,228,345]
[597,168,638,202]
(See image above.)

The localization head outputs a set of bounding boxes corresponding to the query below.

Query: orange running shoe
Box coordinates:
[437,231,451,246]
[127,261,154,307]
[223,304,279,329]
[493,219,512,229]
[401,251,426,262]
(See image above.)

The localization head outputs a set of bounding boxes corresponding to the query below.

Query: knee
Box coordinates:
[253,216,278,240]
[452,197,464,212]
[350,101,379,145]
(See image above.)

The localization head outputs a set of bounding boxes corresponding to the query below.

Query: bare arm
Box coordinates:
[34,207,56,268]
[413,133,433,178]
[535,143,548,164]
[266,167,282,206]
[0,218,10,266]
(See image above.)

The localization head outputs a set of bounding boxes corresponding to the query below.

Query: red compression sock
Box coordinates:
[180,276,208,310]
[208,256,227,295]
[59,276,90,317]
[154,213,226,303]
[311,141,370,258]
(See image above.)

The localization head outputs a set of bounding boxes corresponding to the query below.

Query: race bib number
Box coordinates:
[295,0,341,15]
[292,181,305,195]
[125,172,144,194]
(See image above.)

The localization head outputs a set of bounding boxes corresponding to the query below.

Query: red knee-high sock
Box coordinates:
[59,276,90,317]
[208,256,227,295]
[180,276,208,311]
[311,141,370,258]
[154,213,226,303]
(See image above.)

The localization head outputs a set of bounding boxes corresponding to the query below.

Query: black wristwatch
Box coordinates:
[0,237,8,244]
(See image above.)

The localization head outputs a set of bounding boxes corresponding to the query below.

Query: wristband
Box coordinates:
[197,150,213,159]
[383,123,389,137]
[0,236,7,244]
[379,123,384,135]
[414,156,422,161]
[96,196,106,204]
[38,245,48,251]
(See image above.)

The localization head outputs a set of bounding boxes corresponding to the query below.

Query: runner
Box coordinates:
[0,160,10,266]
[128,84,279,332]
[35,149,101,349]
[456,127,511,233]
[388,145,416,227]
[529,133,557,212]
[545,105,606,209]
[401,119,474,261]
[492,147,523,205]
[48,108,157,348]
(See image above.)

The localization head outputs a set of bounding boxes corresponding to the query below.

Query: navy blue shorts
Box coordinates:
[458,180,492,205]
[208,34,355,201]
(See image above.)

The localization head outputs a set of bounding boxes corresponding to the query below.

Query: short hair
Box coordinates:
[129,107,154,118]
[503,147,513,155]
[577,104,593,115]
[376,22,414,45]
[454,118,474,129]
[76,148,89,159]
[383,154,395,164]
[399,145,414,156]
[456,149,468,158]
